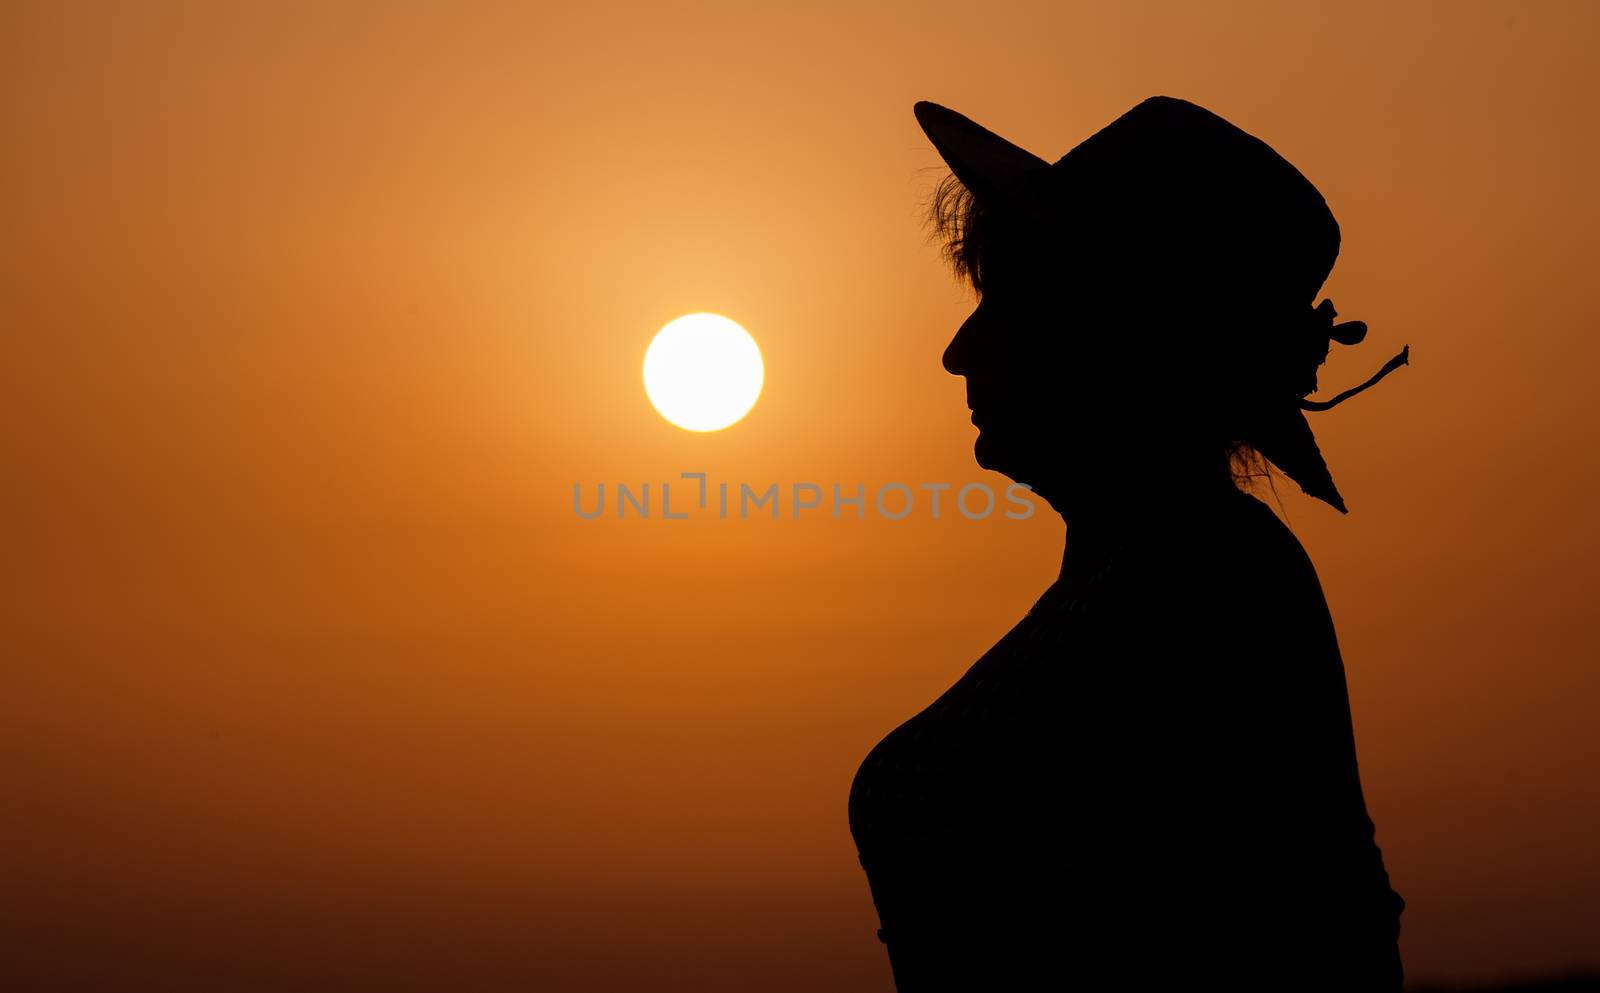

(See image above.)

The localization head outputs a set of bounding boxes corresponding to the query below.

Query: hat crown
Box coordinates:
[1034,96,1341,308]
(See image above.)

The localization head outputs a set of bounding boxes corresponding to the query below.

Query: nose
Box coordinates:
[942,301,987,378]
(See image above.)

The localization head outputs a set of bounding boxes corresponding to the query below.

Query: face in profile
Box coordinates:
[941,249,1113,502]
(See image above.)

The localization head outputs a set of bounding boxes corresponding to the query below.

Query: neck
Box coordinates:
[1050,471,1248,590]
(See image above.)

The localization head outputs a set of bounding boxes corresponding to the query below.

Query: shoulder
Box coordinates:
[1230,493,1326,595]
[1105,492,1333,649]
[1122,492,1319,594]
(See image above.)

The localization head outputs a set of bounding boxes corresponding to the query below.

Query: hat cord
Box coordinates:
[1294,298,1410,412]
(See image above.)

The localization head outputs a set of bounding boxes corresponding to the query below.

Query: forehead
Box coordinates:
[975,225,1084,293]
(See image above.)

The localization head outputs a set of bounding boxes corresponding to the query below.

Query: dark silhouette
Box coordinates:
[848,97,1412,991]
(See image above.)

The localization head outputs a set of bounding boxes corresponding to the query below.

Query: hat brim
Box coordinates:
[913,101,1051,211]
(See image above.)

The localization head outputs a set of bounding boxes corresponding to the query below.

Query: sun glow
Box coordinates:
[642,313,764,432]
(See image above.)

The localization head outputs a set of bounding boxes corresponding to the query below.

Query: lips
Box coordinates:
[968,391,1003,428]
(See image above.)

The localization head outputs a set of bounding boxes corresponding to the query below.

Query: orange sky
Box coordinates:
[3,2,1597,989]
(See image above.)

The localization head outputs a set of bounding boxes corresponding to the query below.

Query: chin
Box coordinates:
[974,431,1051,497]
[973,433,1021,482]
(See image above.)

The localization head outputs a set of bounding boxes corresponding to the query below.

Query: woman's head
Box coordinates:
[910,96,1405,516]
[925,169,1271,513]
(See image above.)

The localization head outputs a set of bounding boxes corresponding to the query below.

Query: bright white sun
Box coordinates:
[643,313,764,432]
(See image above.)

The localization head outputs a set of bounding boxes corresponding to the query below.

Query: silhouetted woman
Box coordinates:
[848,97,1411,991]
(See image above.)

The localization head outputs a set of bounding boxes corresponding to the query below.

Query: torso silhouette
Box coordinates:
[848,489,1405,991]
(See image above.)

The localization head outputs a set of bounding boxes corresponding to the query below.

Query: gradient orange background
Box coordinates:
[4,2,1597,989]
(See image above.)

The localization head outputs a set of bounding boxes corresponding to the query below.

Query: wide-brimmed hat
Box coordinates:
[913,96,1409,514]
